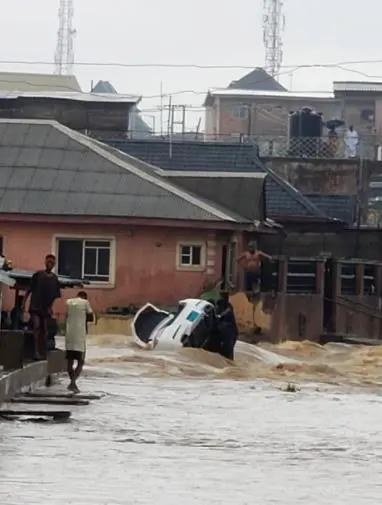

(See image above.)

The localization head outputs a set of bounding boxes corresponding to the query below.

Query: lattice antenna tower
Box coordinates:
[54,0,76,75]
[262,0,285,79]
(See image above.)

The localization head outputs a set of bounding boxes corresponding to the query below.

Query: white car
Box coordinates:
[132,298,216,350]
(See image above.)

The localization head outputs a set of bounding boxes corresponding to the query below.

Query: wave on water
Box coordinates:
[84,333,382,388]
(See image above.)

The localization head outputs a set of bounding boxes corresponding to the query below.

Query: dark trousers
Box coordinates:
[244,270,261,291]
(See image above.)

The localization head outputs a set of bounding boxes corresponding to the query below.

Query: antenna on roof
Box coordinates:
[54,0,76,75]
[262,0,285,80]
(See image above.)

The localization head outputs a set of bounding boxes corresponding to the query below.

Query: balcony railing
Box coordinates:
[122,130,381,160]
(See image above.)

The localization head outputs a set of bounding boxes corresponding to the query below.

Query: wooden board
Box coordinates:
[0,409,71,420]
[25,392,102,401]
[11,397,89,406]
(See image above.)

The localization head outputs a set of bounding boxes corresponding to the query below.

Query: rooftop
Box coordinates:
[206,88,335,101]
[228,68,287,93]
[333,81,382,93]
[0,119,252,224]
[0,90,141,104]
[104,138,330,221]
[0,72,81,92]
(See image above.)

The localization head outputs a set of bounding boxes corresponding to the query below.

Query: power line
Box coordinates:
[2,58,382,70]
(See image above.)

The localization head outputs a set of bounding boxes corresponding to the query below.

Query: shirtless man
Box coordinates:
[237,243,273,292]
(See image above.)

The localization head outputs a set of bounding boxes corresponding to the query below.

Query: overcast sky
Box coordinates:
[1,0,382,131]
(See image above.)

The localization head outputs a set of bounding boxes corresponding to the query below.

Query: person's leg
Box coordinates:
[73,353,85,382]
[244,271,259,292]
[32,314,43,360]
[68,352,85,393]
[66,351,76,390]
[244,270,252,291]
[40,316,49,359]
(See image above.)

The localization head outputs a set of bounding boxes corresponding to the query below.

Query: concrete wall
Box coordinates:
[212,95,378,138]
[0,220,225,316]
[214,97,341,137]
[264,157,360,194]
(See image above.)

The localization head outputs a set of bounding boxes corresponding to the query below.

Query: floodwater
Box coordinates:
[1,335,382,504]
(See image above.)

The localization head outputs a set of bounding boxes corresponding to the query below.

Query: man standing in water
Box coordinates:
[23,254,61,360]
[65,291,94,393]
[237,243,273,293]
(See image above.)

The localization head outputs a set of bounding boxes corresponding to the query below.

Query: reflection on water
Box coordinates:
[1,336,382,504]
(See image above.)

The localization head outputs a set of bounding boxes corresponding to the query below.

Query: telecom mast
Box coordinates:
[262,0,285,79]
[54,0,76,75]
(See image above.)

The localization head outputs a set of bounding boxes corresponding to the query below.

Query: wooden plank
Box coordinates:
[10,397,89,406]
[0,409,71,420]
[25,392,102,401]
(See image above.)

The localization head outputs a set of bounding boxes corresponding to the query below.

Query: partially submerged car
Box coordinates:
[132,297,238,359]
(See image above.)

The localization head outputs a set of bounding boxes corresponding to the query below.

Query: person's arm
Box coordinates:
[54,276,62,300]
[86,301,94,323]
[236,252,246,263]
[258,250,273,261]
[22,272,38,310]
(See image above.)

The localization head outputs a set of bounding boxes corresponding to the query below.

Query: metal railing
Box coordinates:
[119,130,382,161]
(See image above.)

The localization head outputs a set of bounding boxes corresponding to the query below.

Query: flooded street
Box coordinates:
[1,337,382,504]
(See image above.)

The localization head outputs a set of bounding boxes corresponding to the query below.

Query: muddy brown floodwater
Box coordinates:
[0,336,382,504]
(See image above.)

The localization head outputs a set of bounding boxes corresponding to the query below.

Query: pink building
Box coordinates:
[0,119,268,316]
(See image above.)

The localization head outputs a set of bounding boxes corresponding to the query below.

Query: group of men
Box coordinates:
[23,254,93,393]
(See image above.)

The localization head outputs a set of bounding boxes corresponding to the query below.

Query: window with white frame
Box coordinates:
[178,244,204,268]
[56,238,113,283]
[232,104,248,120]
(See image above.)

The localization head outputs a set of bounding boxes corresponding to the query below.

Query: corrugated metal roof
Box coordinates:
[334,81,382,93]
[0,119,245,223]
[0,72,81,92]
[0,90,140,104]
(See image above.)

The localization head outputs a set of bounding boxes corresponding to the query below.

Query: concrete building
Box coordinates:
[204,69,382,138]
[0,118,270,315]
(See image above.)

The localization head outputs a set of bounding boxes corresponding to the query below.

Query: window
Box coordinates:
[57,238,113,283]
[232,105,248,120]
[177,244,205,269]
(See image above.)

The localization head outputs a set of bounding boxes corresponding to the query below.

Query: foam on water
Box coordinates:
[83,334,382,388]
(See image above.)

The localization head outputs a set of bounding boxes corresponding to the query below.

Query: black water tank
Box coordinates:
[289,107,323,138]
[288,107,323,156]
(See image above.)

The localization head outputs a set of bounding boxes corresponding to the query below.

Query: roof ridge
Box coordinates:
[51,122,240,223]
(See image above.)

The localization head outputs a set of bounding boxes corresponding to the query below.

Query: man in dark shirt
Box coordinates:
[23,254,61,360]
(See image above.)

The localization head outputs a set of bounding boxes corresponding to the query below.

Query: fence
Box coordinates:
[123,130,382,160]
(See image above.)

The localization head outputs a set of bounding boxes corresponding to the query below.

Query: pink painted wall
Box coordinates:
[1,220,224,316]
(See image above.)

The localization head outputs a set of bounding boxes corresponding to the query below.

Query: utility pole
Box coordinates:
[262,0,285,79]
[54,0,76,75]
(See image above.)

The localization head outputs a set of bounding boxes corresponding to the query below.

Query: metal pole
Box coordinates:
[160,81,164,136]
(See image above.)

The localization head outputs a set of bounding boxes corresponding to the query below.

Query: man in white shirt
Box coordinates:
[65,291,94,393]
[345,125,359,158]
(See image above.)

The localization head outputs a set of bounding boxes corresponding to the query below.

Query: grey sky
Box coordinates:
[1,0,382,131]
